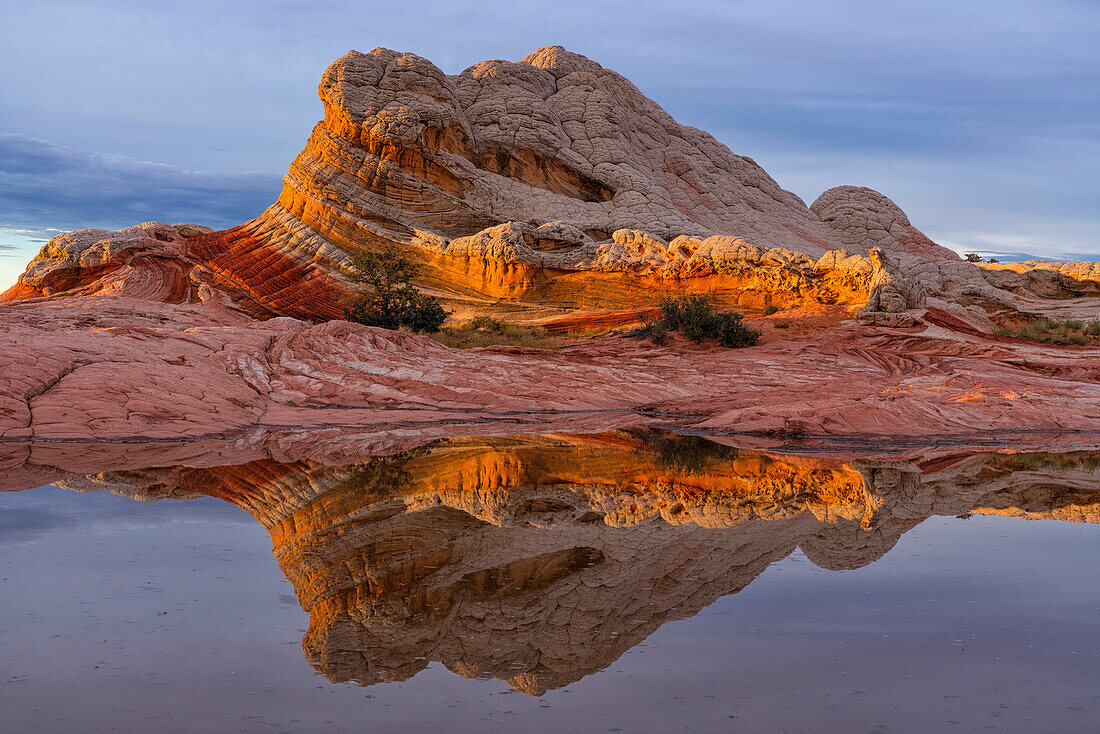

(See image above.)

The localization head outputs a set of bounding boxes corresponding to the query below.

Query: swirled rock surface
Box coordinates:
[2,291,1100,444]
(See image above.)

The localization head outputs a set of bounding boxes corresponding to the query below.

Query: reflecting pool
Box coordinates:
[1,431,1098,732]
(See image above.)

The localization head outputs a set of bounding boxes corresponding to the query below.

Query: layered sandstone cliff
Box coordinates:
[2,47,1098,449]
[6,46,1094,326]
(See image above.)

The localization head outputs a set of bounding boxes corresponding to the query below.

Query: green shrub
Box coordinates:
[763,304,780,316]
[342,442,438,502]
[965,252,984,263]
[625,427,741,474]
[343,246,448,333]
[636,314,671,345]
[634,294,760,348]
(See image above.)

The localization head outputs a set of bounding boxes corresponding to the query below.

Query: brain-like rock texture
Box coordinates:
[3,45,1097,330]
[810,186,958,262]
[259,46,968,315]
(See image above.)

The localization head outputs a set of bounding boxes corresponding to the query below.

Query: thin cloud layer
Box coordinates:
[0,0,1096,266]
[0,134,281,233]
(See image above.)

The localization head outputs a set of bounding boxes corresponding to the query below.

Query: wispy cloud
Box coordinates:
[0,134,281,233]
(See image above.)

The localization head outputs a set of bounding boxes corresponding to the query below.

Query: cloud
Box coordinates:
[0,134,281,233]
[0,487,254,545]
[0,0,1096,261]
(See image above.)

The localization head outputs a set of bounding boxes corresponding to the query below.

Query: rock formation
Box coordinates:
[8,430,1097,695]
[5,46,1096,327]
[3,291,1099,444]
[0,47,1098,447]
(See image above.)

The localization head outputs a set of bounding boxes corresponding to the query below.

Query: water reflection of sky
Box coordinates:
[1,484,1097,733]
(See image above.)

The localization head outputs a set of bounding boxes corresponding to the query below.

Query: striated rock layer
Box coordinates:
[2,293,1100,444]
[5,46,1097,326]
[10,431,1098,694]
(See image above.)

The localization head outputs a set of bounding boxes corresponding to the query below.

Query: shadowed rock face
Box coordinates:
[7,46,1094,325]
[16,430,1098,696]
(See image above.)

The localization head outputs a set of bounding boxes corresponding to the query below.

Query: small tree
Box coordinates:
[965,252,984,263]
[344,246,448,333]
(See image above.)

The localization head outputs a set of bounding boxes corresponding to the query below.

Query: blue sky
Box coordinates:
[1,0,1097,288]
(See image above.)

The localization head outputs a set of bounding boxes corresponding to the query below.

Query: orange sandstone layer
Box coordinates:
[1,47,1097,450]
[0,221,348,321]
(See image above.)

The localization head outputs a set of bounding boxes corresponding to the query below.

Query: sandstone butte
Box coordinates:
[1,46,1099,444]
[2,431,1096,694]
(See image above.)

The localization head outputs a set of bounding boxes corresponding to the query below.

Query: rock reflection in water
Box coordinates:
[26,430,1100,696]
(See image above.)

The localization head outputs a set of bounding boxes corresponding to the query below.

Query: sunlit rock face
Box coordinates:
[977,260,1100,319]
[27,431,1098,695]
[264,46,897,314]
[4,289,1100,445]
[4,46,1097,325]
[0,221,348,321]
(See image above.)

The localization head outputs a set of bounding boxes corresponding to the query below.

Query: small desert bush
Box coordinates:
[773,321,790,329]
[464,315,506,332]
[625,427,742,475]
[632,294,760,348]
[342,442,438,503]
[636,313,671,345]
[763,304,780,316]
[996,317,1100,345]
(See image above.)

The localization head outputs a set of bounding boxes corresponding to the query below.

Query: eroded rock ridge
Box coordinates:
[6,47,1096,327]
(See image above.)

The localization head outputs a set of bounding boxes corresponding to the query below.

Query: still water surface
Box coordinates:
[1,432,1097,733]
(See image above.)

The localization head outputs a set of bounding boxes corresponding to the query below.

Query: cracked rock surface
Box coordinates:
[1,47,1098,446]
[2,293,1099,443]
